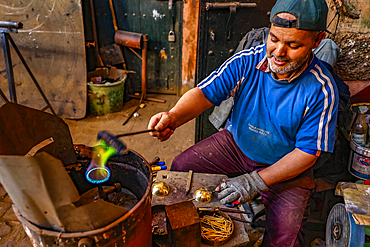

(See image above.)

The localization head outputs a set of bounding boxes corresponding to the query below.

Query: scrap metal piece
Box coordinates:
[152,205,168,235]
[25,137,54,157]
[0,102,76,165]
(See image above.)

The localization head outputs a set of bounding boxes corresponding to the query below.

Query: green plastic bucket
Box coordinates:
[87,74,127,116]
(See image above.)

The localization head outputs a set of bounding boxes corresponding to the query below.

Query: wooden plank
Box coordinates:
[0,0,86,118]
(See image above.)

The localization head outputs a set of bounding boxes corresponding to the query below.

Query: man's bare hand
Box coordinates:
[148,112,176,141]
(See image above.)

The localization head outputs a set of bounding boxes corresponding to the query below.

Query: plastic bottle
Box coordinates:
[352,106,368,146]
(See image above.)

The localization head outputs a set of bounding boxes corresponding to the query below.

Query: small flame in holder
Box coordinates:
[86,140,117,184]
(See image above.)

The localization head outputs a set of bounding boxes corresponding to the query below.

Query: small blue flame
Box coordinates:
[85,167,111,184]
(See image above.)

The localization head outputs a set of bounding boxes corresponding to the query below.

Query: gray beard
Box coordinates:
[267,53,310,75]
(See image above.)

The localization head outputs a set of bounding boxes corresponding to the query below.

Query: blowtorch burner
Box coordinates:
[86,129,158,184]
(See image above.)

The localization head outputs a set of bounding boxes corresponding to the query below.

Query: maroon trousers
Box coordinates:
[171,129,315,247]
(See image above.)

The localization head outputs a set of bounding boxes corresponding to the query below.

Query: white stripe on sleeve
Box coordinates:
[310,68,330,152]
[315,64,336,152]
[198,45,265,90]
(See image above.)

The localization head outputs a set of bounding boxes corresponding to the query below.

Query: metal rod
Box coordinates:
[129,95,166,103]
[128,47,142,60]
[228,215,250,224]
[185,170,193,195]
[206,2,257,10]
[148,156,161,166]
[89,0,104,67]
[197,206,252,214]
[8,35,56,115]
[108,0,119,32]
[0,88,9,102]
[115,129,155,138]
[1,33,17,103]
[0,21,23,29]
[141,34,148,101]
[122,100,141,126]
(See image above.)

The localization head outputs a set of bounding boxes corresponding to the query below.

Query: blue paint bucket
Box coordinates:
[348,140,370,180]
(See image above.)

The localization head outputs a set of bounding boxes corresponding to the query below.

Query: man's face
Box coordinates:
[266,25,320,79]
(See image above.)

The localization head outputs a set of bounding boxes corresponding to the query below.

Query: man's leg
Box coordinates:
[171,129,265,174]
[260,184,312,247]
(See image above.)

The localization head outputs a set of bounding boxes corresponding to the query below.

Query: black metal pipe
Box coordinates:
[0,21,23,29]
[1,33,16,103]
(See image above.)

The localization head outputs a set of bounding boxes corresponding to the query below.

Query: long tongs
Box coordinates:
[115,129,156,138]
[198,206,252,224]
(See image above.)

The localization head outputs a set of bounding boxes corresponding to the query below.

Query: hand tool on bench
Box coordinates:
[185,170,193,195]
[197,206,252,215]
[198,206,252,224]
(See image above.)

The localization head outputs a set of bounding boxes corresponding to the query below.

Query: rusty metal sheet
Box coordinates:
[0,0,86,118]
[0,102,77,165]
[165,201,201,247]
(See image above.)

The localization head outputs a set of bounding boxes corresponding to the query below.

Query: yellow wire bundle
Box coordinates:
[200,213,233,242]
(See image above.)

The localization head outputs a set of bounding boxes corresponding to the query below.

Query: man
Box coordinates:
[148,0,338,245]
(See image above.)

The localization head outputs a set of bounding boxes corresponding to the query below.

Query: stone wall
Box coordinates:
[325,0,370,85]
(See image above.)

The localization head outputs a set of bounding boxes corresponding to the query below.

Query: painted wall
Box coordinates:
[181,0,200,95]
[326,0,370,95]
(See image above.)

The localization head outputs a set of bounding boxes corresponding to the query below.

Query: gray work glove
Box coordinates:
[217,171,268,205]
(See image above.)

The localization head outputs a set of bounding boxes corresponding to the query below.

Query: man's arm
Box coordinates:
[148,87,214,141]
[258,148,318,186]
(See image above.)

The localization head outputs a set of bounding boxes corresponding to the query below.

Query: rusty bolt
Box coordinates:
[229,49,234,54]
[171,55,174,58]
[162,14,166,17]
[208,50,214,55]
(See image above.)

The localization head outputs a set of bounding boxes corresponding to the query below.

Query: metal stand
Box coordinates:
[0,21,56,115]
[115,30,166,125]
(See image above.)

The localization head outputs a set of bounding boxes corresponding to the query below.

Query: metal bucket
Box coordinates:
[16,147,152,247]
[87,74,127,116]
[348,140,370,180]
